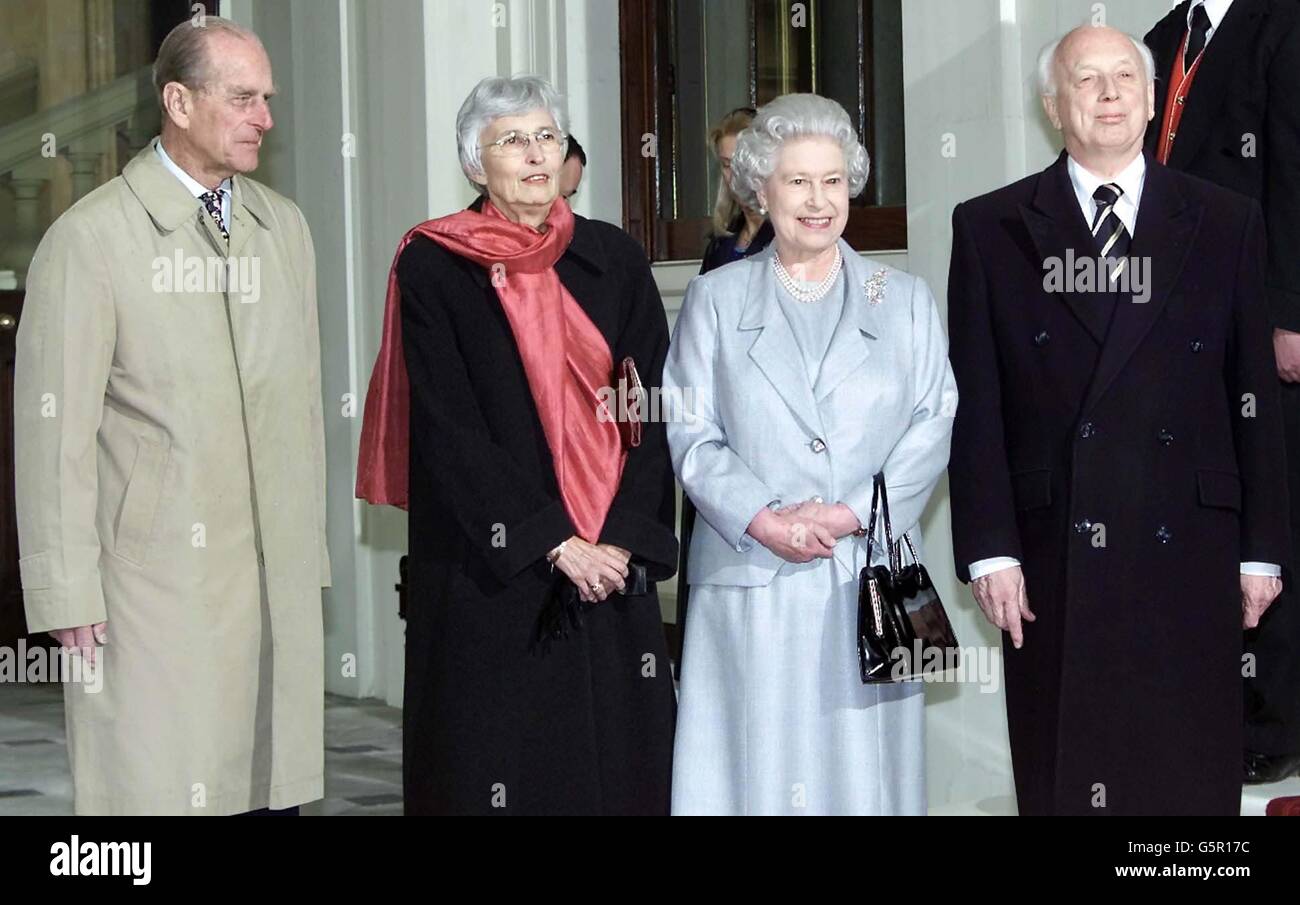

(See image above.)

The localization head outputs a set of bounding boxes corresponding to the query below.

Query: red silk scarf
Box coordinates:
[354,196,625,543]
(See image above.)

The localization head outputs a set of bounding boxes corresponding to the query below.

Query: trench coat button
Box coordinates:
[1033,330,1051,347]
[1078,421,1096,439]
[1074,519,1093,535]
[1157,428,1174,446]
[1156,525,1172,544]
[810,438,827,454]
[1190,339,1204,353]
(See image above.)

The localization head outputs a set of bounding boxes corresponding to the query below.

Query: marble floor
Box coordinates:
[3,680,1299,815]
[0,682,403,816]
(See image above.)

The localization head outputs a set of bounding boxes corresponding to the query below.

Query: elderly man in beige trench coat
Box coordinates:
[13,17,330,815]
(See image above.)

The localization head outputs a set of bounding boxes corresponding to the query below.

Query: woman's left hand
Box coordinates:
[597,543,632,567]
[778,499,861,539]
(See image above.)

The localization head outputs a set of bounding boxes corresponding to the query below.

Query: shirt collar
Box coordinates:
[1066,152,1147,235]
[1188,0,1233,40]
[155,139,231,199]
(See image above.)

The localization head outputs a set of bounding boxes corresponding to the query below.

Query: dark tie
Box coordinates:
[199,188,228,243]
[1091,183,1132,284]
[1184,3,1212,71]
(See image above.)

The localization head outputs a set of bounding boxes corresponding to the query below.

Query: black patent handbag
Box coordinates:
[857,472,960,683]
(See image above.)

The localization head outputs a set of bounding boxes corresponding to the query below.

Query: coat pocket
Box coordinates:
[1010,468,1052,511]
[1196,468,1242,512]
[114,435,169,566]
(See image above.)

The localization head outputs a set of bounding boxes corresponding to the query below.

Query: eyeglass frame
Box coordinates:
[478,128,569,155]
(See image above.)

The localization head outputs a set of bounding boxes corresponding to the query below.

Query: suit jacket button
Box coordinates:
[810,438,827,454]
[1158,428,1174,446]
[1190,340,1204,353]
[1156,525,1172,544]
[1074,519,1092,534]
[1033,330,1051,347]
[1079,421,1095,439]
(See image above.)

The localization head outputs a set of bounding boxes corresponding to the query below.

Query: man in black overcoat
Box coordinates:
[947,24,1288,815]
[1143,0,1300,785]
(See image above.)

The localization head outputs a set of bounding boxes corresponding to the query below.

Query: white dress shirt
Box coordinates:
[968,148,1279,581]
[155,138,232,228]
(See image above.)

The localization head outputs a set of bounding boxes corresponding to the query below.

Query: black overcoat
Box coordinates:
[396,208,678,815]
[947,152,1289,815]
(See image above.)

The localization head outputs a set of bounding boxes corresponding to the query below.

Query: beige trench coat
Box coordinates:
[14,140,330,815]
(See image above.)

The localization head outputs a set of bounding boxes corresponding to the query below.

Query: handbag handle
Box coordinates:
[896,531,920,568]
[864,472,898,570]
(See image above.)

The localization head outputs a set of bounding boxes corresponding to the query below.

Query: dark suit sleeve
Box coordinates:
[398,244,575,584]
[1265,13,1300,331]
[1230,201,1291,570]
[947,202,1023,583]
[597,248,680,582]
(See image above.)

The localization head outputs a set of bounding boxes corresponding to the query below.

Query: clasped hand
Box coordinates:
[747,498,861,563]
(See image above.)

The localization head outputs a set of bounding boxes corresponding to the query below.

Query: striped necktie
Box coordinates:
[199,188,229,244]
[1091,183,1131,284]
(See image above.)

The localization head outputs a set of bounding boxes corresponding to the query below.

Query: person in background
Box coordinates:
[1143,0,1300,787]
[700,106,774,272]
[558,133,585,199]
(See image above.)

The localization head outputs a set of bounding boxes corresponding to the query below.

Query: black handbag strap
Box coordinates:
[864,472,898,570]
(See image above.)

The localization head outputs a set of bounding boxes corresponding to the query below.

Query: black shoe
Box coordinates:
[1244,750,1300,785]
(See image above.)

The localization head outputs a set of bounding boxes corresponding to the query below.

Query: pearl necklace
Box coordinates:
[773,247,843,303]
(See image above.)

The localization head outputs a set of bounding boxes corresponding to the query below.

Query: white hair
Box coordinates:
[456,75,569,195]
[1036,27,1155,97]
[729,93,870,211]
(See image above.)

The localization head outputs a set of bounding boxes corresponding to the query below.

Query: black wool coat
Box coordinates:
[947,152,1289,815]
[397,206,678,815]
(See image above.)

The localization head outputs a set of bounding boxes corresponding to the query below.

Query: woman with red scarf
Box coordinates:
[356,76,678,814]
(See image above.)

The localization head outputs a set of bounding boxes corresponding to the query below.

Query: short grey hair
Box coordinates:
[153,15,261,110]
[729,93,870,211]
[1036,28,1155,97]
[456,75,570,195]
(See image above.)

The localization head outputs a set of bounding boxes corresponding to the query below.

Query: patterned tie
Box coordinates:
[199,188,228,244]
[1184,3,1212,71]
[1091,183,1131,284]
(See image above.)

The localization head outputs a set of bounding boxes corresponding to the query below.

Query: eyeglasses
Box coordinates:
[480,128,567,156]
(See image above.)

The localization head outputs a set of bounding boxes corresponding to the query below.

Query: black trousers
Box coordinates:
[1244,380,1300,754]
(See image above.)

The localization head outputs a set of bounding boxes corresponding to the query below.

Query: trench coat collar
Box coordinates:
[737,238,882,437]
[122,138,272,254]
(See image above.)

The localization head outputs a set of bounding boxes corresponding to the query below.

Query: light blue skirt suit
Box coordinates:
[663,238,957,815]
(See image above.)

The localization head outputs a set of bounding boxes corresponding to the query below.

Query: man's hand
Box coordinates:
[748,507,836,563]
[776,499,862,539]
[49,622,107,668]
[1274,328,1300,383]
[971,566,1035,649]
[1242,574,1282,629]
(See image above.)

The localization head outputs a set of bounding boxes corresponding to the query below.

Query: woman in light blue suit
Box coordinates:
[664,94,957,815]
